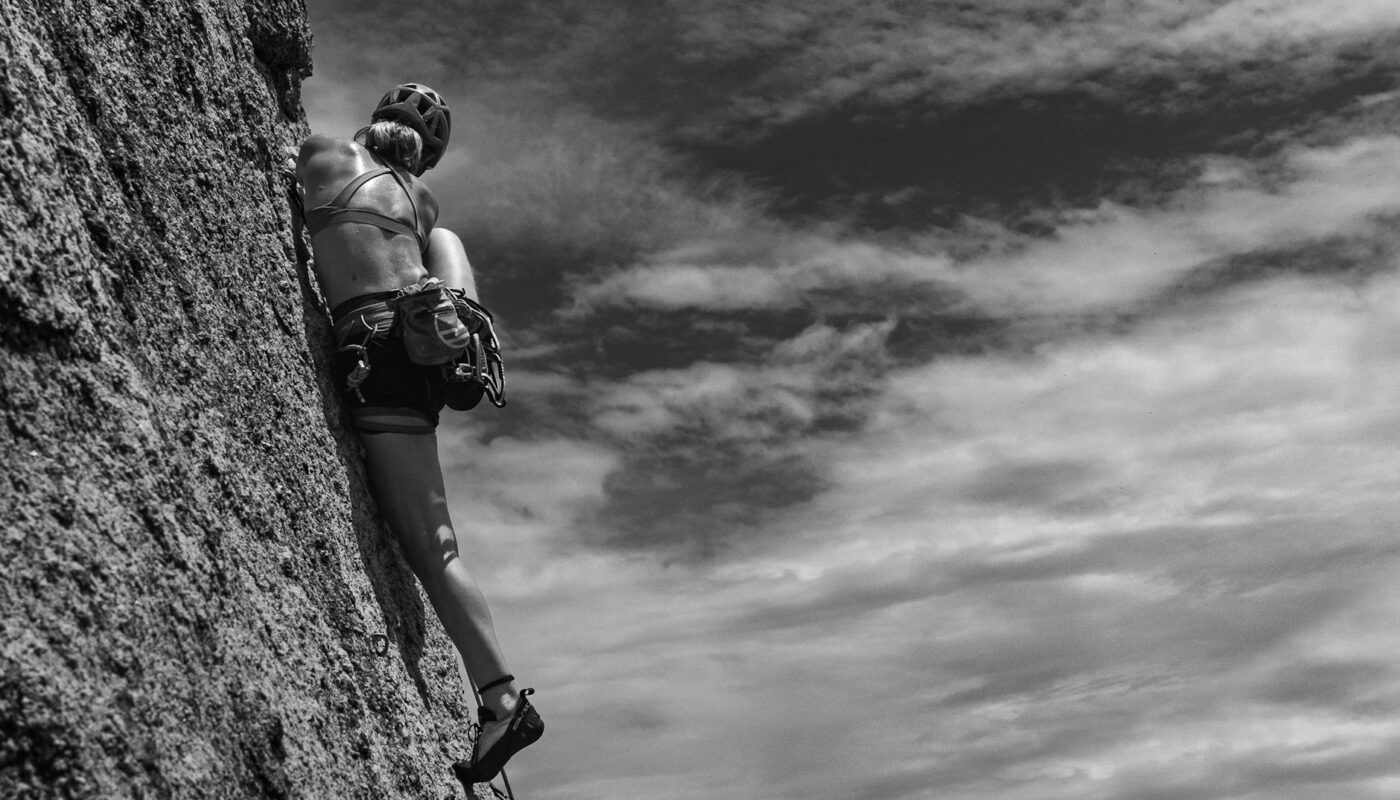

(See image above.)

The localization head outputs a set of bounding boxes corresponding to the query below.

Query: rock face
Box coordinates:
[1,2,483,797]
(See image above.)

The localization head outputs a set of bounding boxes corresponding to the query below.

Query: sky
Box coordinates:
[300,2,1400,798]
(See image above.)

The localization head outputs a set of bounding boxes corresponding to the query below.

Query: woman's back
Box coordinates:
[297,133,440,307]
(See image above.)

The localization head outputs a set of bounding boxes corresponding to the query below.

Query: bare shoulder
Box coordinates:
[296,134,361,180]
[298,133,355,158]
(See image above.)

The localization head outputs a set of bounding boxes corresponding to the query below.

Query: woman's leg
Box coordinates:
[357,429,521,718]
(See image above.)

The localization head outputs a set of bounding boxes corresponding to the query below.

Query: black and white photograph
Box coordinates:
[6,1,1400,799]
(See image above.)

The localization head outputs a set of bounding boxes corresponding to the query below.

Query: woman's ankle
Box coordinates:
[480,681,519,719]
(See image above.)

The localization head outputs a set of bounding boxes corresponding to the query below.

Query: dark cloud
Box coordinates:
[1258,658,1400,714]
[960,458,1107,509]
[424,113,770,327]
[552,308,817,378]
[537,301,992,384]
[688,41,1400,228]
[575,322,894,557]
[590,445,826,557]
[393,1,1400,228]
[1157,220,1400,300]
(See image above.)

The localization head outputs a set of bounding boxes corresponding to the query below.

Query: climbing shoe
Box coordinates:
[452,688,544,787]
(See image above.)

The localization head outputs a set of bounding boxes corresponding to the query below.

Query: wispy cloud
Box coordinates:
[563,135,1400,332]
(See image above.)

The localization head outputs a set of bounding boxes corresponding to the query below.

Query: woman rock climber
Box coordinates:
[293,83,543,790]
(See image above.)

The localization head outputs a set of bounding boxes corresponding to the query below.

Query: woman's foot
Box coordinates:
[452,687,544,786]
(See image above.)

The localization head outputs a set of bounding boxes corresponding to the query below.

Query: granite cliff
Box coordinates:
[1,1,486,797]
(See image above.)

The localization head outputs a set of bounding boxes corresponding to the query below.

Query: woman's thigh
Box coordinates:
[358,431,458,565]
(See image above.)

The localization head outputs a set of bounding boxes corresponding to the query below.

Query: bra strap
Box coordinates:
[328,167,393,208]
[382,166,426,248]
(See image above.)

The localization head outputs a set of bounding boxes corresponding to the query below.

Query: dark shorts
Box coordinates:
[332,292,444,435]
[333,333,445,434]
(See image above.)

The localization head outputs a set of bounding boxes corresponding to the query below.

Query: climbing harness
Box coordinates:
[331,301,395,403]
[330,281,507,409]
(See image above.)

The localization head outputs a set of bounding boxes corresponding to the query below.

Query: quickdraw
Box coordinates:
[442,291,507,408]
[333,308,394,401]
[338,342,372,403]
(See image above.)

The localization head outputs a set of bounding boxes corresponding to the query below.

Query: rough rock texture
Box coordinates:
[1,2,486,797]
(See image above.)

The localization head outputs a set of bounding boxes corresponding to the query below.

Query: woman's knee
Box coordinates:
[400,523,463,574]
[425,227,478,297]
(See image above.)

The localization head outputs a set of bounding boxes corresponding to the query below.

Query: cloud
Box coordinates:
[423,107,771,323]
[822,273,1400,539]
[651,0,1400,133]
[578,320,893,555]
[561,136,1400,349]
[574,234,953,313]
[692,262,1400,784]
[955,137,1400,317]
[421,0,1400,126]
[668,5,1400,225]
[1170,0,1400,49]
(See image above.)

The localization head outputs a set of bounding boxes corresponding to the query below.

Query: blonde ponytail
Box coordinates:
[354,120,423,173]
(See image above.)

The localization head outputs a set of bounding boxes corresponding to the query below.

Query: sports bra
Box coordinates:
[304,164,429,252]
